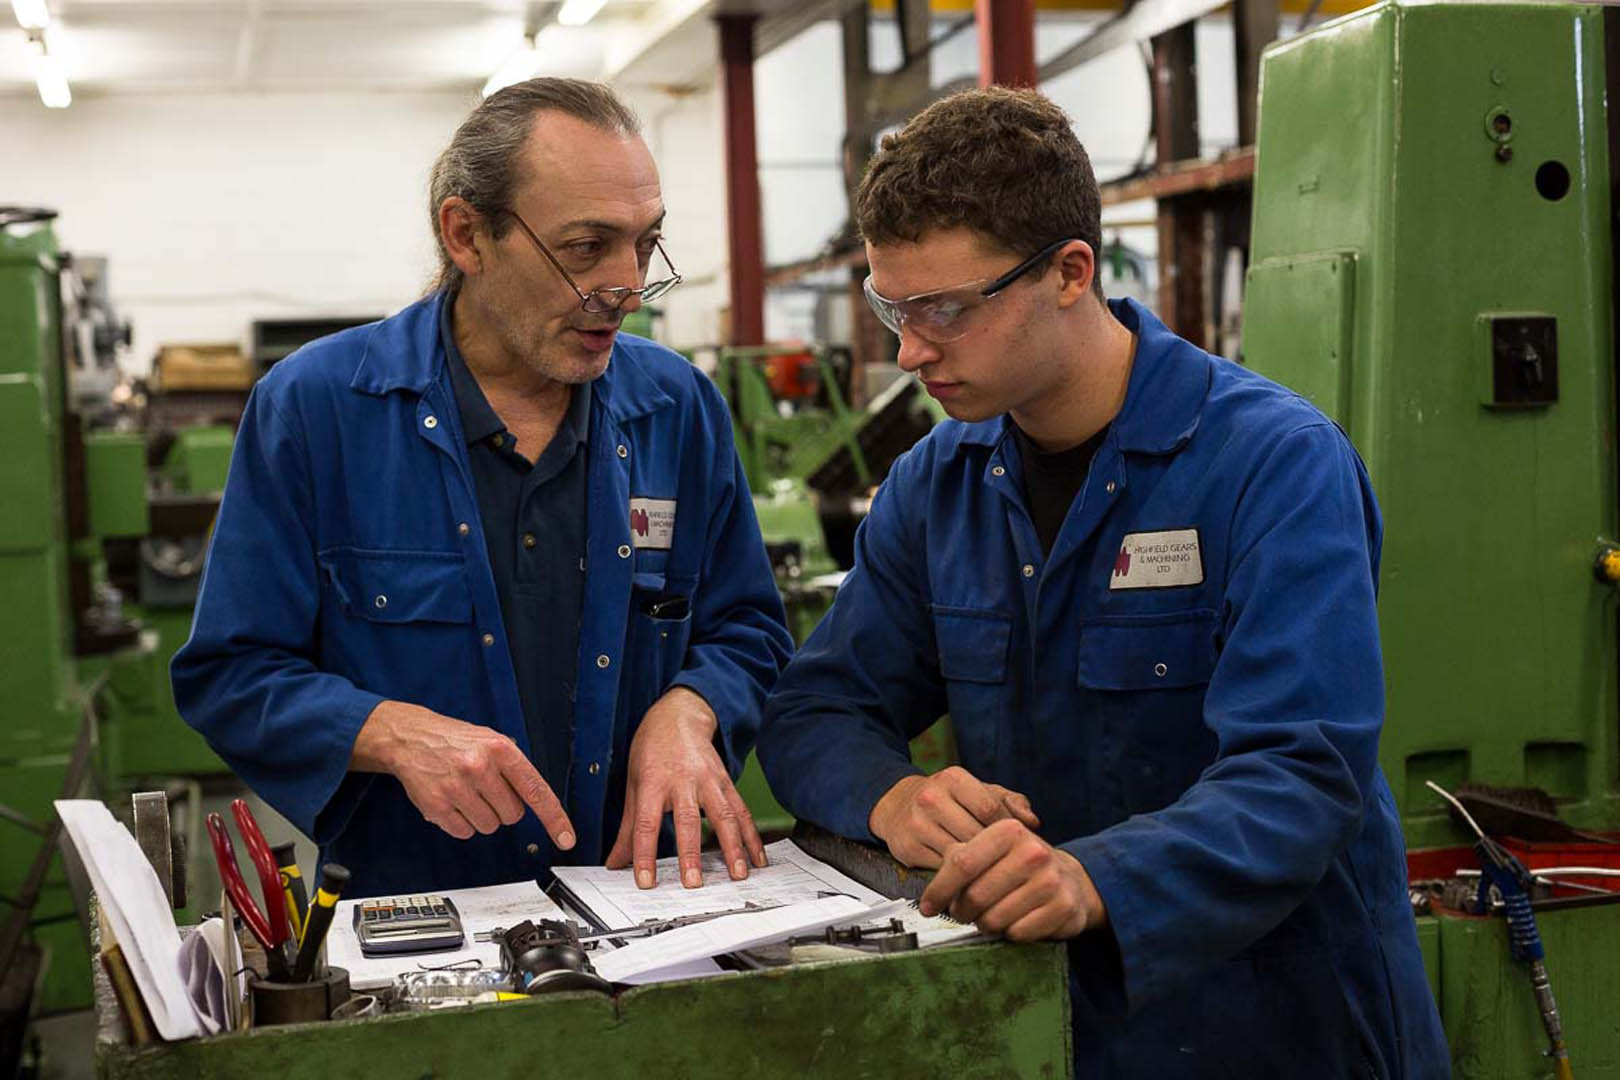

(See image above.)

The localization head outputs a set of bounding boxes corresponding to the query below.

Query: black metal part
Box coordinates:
[1489,316,1559,406]
[496,920,610,995]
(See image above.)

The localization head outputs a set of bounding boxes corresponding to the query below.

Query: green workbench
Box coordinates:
[92,831,1074,1079]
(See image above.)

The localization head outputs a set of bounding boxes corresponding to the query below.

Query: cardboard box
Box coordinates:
[154,343,256,391]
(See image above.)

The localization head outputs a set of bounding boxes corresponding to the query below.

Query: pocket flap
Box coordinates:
[319,548,473,624]
[930,605,1012,684]
[1077,610,1218,690]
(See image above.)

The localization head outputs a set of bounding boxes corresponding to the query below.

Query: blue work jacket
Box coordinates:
[759,299,1449,1079]
[173,292,793,898]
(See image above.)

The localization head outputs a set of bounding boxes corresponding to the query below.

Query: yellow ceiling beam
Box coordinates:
[869,0,1376,16]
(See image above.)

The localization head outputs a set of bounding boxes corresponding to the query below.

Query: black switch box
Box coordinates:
[1490,316,1558,407]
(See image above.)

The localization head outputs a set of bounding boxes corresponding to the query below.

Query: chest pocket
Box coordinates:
[1077,609,1220,815]
[930,605,1012,775]
[319,548,473,624]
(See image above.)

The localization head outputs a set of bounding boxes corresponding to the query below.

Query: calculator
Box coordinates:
[353,894,466,956]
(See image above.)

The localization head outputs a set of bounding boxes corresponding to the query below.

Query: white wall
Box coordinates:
[622,84,729,350]
[4,90,482,374]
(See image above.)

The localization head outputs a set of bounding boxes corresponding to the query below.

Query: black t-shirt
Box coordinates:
[1013,421,1109,556]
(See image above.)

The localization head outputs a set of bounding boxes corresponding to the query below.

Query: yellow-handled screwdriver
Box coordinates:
[292,863,350,983]
[271,842,308,945]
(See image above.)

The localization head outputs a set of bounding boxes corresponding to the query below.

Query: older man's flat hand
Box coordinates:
[605,686,766,889]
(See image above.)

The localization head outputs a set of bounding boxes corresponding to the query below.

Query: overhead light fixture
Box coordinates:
[11,0,50,30]
[31,39,70,108]
[483,31,546,98]
[556,0,607,27]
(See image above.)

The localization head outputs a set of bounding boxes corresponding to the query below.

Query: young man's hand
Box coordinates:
[868,766,1041,868]
[920,818,1107,941]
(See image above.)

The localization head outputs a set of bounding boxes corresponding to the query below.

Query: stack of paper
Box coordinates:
[550,835,978,971]
[54,800,211,1038]
[553,839,979,953]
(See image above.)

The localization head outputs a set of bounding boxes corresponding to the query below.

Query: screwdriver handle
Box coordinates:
[292,864,350,982]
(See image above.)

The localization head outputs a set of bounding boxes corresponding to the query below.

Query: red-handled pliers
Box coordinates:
[206,798,292,979]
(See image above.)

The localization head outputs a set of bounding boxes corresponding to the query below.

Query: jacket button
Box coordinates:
[527,843,539,856]
[588,762,600,775]
[423,415,438,430]
[523,533,537,549]
[482,633,495,647]
[1022,564,1035,578]
[1106,481,1117,494]
[992,465,1006,477]
[617,544,631,558]
[374,594,388,609]
[458,522,470,536]
[617,444,628,459]
[1154,662,1168,677]
[596,654,611,669]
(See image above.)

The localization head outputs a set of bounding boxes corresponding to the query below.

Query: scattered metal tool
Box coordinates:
[1427,780,1575,1079]
[790,917,918,954]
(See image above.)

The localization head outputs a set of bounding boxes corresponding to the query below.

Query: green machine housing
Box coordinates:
[0,214,237,1018]
[1244,0,1620,843]
[1245,3,1620,1075]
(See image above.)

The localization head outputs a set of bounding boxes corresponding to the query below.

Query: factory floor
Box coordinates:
[26,1011,95,1080]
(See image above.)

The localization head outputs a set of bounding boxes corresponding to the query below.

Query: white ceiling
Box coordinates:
[0,0,827,99]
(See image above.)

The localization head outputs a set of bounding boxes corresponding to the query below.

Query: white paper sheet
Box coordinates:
[54,800,204,1040]
[326,879,571,991]
[551,839,977,949]
[592,895,903,983]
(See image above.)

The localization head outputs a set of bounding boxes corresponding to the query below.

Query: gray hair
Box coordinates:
[428,78,641,295]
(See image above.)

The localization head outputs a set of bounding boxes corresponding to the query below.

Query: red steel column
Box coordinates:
[717,14,765,346]
[976,0,1037,88]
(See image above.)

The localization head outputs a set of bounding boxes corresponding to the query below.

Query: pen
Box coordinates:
[292,863,350,983]
[271,842,308,945]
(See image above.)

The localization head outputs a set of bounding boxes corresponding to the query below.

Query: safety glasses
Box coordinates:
[863,237,1078,343]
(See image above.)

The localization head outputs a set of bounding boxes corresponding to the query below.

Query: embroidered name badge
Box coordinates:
[628,497,676,550]
[1109,528,1204,590]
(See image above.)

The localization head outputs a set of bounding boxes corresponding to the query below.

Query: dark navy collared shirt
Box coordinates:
[440,299,588,801]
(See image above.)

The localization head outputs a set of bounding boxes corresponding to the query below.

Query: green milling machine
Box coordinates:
[1245,2,1620,1074]
[0,207,240,1031]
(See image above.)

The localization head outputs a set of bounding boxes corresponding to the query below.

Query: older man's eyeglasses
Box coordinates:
[501,208,683,314]
[863,237,1078,344]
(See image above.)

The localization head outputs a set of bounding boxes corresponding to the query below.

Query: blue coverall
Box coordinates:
[173,292,793,898]
[759,299,1450,1078]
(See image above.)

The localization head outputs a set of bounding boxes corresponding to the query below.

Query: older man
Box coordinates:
[174,79,792,897]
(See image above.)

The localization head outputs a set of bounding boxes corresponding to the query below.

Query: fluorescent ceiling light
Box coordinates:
[557,0,607,27]
[32,46,70,108]
[483,35,546,98]
[11,0,50,30]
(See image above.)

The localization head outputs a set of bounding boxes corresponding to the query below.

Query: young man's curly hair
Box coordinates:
[856,86,1105,298]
